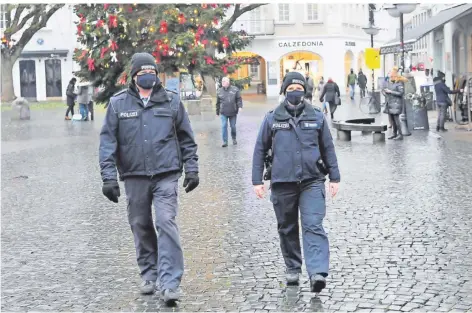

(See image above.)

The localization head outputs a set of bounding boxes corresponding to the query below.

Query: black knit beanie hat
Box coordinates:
[130,52,158,78]
[281,72,306,94]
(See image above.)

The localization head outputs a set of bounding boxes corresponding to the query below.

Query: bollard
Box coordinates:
[200,96,215,121]
[337,130,351,141]
[11,98,31,120]
[372,132,385,143]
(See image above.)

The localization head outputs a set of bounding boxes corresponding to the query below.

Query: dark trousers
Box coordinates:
[65,104,75,117]
[360,87,366,98]
[389,114,402,136]
[87,101,94,121]
[437,102,448,129]
[124,172,183,290]
[328,101,337,119]
[271,180,329,277]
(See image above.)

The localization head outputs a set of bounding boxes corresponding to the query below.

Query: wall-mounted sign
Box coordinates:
[345,41,356,47]
[379,42,414,55]
[37,38,44,45]
[277,40,324,48]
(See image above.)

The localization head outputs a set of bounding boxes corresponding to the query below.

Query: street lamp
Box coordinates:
[385,3,417,136]
[362,3,381,114]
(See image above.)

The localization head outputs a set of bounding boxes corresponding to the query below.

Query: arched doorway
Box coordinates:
[357,51,367,75]
[230,51,267,99]
[344,50,355,86]
[279,51,324,84]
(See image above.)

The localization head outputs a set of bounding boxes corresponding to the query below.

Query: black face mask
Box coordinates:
[136,73,157,90]
[285,90,305,106]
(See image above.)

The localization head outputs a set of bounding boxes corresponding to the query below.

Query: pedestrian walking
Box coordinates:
[347,69,357,100]
[433,70,462,132]
[65,78,77,120]
[304,71,315,103]
[319,78,341,120]
[216,77,243,147]
[252,71,340,294]
[77,82,93,121]
[317,77,327,113]
[99,52,199,304]
[358,70,367,98]
[383,68,408,140]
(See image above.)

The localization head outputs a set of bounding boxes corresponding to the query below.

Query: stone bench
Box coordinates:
[332,118,387,143]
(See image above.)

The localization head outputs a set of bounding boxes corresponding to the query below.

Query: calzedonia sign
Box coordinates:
[278,40,324,48]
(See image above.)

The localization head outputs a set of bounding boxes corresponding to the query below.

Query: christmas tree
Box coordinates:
[73,3,263,103]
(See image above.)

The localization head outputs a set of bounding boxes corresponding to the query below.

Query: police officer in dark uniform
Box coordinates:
[252,72,340,293]
[99,53,199,304]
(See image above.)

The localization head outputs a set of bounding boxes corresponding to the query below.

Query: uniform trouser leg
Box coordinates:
[124,177,157,281]
[152,172,183,291]
[437,102,447,129]
[229,115,237,140]
[220,114,228,144]
[271,183,302,273]
[299,180,329,277]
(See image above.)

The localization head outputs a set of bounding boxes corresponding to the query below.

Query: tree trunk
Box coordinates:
[202,75,217,97]
[1,56,16,103]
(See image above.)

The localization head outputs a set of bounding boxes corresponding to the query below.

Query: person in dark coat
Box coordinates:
[319,78,340,119]
[99,52,199,304]
[252,71,340,294]
[358,70,367,98]
[216,77,243,147]
[433,70,462,132]
[383,70,408,140]
[65,78,77,120]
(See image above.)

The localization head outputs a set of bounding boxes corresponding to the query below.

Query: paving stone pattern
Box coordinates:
[2,101,472,312]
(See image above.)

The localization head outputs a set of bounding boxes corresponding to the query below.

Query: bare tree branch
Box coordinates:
[221,4,266,31]
[11,4,27,29]
[14,4,63,56]
[6,7,41,36]
[5,4,14,29]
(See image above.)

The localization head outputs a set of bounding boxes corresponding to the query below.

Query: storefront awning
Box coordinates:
[20,50,69,58]
[380,4,472,55]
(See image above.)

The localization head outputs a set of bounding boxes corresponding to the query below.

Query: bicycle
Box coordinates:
[359,90,386,115]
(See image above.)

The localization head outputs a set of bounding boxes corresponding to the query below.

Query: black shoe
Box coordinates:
[388,134,397,140]
[140,280,156,295]
[393,135,403,140]
[222,143,228,147]
[285,272,300,285]
[310,274,326,293]
[439,128,448,132]
[232,139,237,145]
[436,126,440,131]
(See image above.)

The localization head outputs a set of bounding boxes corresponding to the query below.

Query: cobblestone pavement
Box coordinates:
[2,98,472,312]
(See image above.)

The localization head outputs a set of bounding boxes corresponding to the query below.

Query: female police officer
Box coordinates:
[252,71,340,293]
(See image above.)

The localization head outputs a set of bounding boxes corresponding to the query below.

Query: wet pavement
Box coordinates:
[2,98,472,312]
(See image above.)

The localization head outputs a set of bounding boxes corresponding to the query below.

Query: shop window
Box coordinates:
[0,4,6,29]
[250,63,260,79]
[45,59,62,97]
[305,4,321,23]
[277,4,290,23]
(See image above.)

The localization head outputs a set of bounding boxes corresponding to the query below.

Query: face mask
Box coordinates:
[136,73,157,90]
[286,90,305,105]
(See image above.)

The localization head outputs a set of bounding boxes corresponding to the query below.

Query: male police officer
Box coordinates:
[252,72,340,293]
[99,53,199,304]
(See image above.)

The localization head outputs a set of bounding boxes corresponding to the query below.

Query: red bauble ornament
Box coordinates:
[96,19,104,28]
[100,47,109,58]
[87,58,95,71]
[201,4,208,9]
[108,15,118,28]
[204,56,215,65]
[110,40,119,51]
[221,36,229,48]
[77,24,83,36]
[178,13,186,24]
[104,4,110,10]
[159,20,168,34]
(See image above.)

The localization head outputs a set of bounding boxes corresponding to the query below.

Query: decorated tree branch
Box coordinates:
[73,3,264,103]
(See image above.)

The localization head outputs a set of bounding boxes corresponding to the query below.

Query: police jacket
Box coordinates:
[216,86,243,117]
[252,101,340,185]
[99,83,199,182]
[384,81,404,115]
[433,77,459,105]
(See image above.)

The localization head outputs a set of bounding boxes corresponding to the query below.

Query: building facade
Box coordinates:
[229,3,397,98]
[1,5,78,102]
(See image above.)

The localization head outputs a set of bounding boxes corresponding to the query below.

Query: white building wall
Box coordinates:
[9,5,79,101]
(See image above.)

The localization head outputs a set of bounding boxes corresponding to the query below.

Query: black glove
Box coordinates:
[183,172,199,193]
[102,180,121,203]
